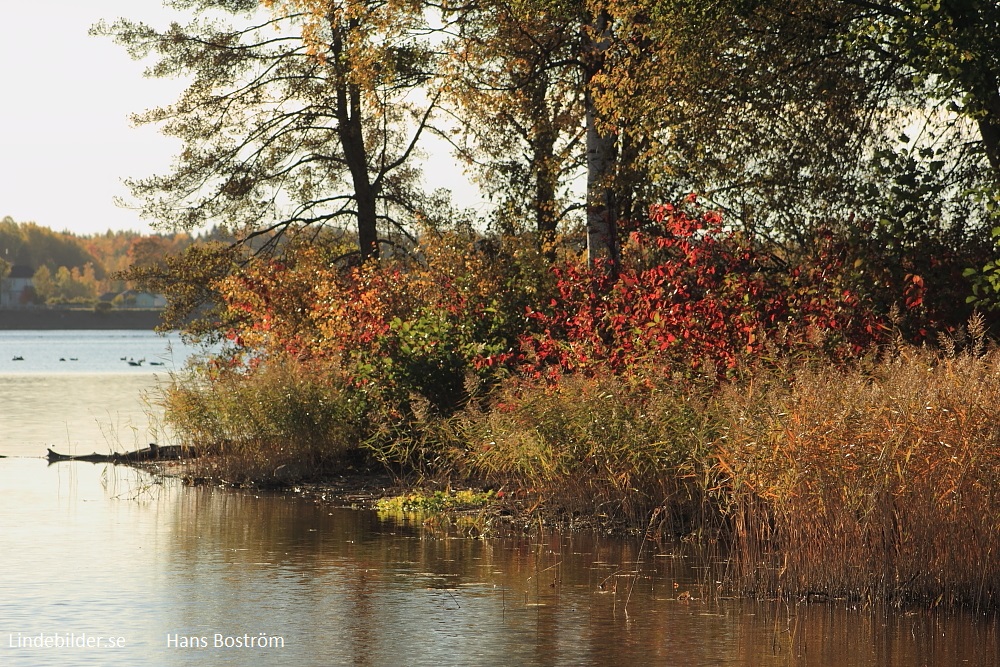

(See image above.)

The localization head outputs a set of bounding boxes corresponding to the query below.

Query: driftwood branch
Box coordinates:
[46,444,199,464]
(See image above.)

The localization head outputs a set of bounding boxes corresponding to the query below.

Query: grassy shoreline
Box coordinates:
[156,340,1000,610]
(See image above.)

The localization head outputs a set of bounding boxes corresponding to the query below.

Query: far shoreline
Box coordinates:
[0,308,164,331]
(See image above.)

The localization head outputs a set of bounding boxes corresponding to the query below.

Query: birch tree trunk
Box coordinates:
[582,8,619,274]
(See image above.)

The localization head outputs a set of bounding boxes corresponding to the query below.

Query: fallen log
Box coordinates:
[46,443,199,464]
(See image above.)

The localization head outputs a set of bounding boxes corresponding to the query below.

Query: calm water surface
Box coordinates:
[0,330,198,458]
[0,329,193,375]
[1,332,996,666]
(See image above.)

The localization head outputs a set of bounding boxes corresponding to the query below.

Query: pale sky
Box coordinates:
[0,1,476,236]
[0,1,193,235]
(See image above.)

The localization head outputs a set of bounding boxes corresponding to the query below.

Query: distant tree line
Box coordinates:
[0,216,231,305]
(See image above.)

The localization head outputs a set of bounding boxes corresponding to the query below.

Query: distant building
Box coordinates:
[0,265,36,308]
[115,290,167,309]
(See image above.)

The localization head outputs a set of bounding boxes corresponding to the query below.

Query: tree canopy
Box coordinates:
[99,0,999,283]
[95,0,441,262]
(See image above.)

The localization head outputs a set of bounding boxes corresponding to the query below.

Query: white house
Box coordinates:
[0,265,35,308]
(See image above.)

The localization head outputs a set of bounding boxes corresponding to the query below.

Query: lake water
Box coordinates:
[0,329,193,375]
[0,330,199,458]
[1,332,997,666]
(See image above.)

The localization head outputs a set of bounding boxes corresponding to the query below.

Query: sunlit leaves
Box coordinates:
[213,227,544,414]
[518,202,891,380]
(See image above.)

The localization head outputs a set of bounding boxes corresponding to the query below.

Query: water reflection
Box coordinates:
[3,354,999,667]
[1,459,997,666]
[0,374,168,457]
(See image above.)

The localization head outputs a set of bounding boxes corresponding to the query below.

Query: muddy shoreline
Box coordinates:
[137,457,622,536]
[142,457,408,506]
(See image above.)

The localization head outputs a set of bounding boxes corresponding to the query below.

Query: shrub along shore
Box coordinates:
[164,340,1000,609]
[157,205,1000,610]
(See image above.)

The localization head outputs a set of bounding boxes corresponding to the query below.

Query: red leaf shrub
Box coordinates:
[514,203,890,379]
[214,204,898,409]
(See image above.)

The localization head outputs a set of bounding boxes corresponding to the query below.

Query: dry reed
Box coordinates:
[458,369,720,531]
[161,357,364,482]
[714,333,1000,608]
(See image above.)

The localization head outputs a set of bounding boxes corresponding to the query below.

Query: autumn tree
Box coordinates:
[99,0,1000,306]
[593,0,998,329]
[442,0,584,245]
[441,1,643,271]
[0,218,104,276]
[127,236,172,271]
[440,0,998,268]
[95,0,440,262]
[592,1,999,250]
[52,265,98,303]
[32,265,55,303]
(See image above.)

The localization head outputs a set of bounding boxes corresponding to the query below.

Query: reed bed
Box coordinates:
[457,370,721,531]
[161,358,364,482]
[158,330,1000,608]
[714,342,1000,608]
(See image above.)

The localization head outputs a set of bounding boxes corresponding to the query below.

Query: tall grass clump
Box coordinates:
[459,369,721,530]
[715,325,1000,608]
[163,356,365,482]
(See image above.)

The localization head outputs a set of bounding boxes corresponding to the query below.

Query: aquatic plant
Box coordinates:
[161,356,365,482]
[376,488,496,514]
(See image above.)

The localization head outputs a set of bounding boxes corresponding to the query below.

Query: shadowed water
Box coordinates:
[0,333,996,666]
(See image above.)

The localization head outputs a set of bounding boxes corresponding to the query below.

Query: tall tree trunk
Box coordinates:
[530,77,559,253]
[582,8,619,274]
[333,23,379,261]
[338,84,380,261]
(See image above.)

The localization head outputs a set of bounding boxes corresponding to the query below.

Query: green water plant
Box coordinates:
[376,488,496,514]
